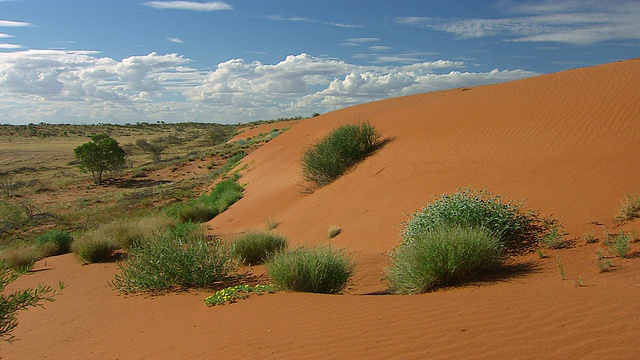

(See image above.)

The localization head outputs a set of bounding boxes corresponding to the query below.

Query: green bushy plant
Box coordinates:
[266,246,354,294]
[112,233,237,294]
[616,192,640,222]
[605,230,632,258]
[301,122,381,187]
[402,188,547,253]
[387,225,503,294]
[0,263,64,342]
[102,215,177,250]
[231,231,288,265]
[71,230,120,263]
[34,230,74,255]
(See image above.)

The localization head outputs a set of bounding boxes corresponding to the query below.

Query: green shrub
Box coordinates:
[266,246,354,294]
[0,246,40,273]
[179,203,218,223]
[402,188,547,253]
[387,225,503,294]
[215,189,243,214]
[169,221,204,238]
[71,230,120,263]
[112,233,237,293]
[232,232,288,265]
[301,122,381,187]
[605,230,632,258]
[616,192,640,222]
[34,230,74,255]
[174,176,244,223]
[0,263,64,342]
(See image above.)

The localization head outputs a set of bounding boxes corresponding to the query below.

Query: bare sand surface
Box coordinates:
[2,59,640,359]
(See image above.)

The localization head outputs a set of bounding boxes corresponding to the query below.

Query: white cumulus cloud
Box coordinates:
[0,20,33,27]
[144,1,232,11]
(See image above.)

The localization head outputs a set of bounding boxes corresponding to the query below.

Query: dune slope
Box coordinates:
[3,59,640,359]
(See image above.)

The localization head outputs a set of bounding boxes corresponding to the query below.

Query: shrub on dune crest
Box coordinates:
[301,121,381,187]
[266,246,354,294]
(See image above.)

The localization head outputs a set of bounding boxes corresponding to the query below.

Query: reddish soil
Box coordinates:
[3,59,640,359]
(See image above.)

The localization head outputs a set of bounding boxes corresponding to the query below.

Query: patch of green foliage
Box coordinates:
[34,229,74,255]
[231,231,288,265]
[204,284,276,306]
[111,232,237,294]
[0,263,65,343]
[166,175,244,223]
[266,246,354,294]
[74,134,126,184]
[387,225,503,294]
[301,122,381,187]
[402,187,550,253]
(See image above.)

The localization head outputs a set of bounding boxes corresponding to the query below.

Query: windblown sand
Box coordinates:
[3,59,640,359]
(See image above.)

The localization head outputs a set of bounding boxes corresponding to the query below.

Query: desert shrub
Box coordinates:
[616,192,640,222]
[387,225,503,294]
[402,188,548,253]
[605,230,632,258]
[0,263,64,342]
[178,203,218,223]
[174,176,243,223]
[231,232,288,265]
[0,246,40,273]
[112,233,237,293]
[101,215,177,250]
[327,225,341,239]
[34,230,74,255]
[301,122,381,187]
[266,246,354,294]
[71,230,120,263]
[214,189,243,214]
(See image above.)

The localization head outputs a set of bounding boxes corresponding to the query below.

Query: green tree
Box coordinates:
[0,264,64,343]
[74,134,126,184]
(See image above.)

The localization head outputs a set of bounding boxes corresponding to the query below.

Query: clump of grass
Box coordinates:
[34,229,74,255]
[583,232,598,244]
[604,230,632,258]
[402,187,550,254]
[301,121,381,187]
[174,176,244,223]
[0,246,40,273]
[541,225,565,249]
[71,230,120,263]
[264,217,279,231]
[178,203,218,223]
[231,231,288,265]
[556,255,565,279]
[101,214,177,250]
[266,246,354,294]
[615,192,640,222]
[327,225,341,239]
[387,225,503,294]
[535,248,546,259]
[112,233,237,294]
[597,258,613,273]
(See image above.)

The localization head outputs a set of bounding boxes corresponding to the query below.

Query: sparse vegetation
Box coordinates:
[301,121,381,187]
[616,192,640,222]
[0,246,40,273]
[266,246,354,294]
[232,231,288,265]
[583,232,597,244]
[604,230,632,258]
[402,187,552,254]
[541,225,565,249]
[112,233,237,294]
[387,225,503,294]
[204,284,276,306]
[327,225,341,239]
[264,217,279,231]
[0,263,64,342]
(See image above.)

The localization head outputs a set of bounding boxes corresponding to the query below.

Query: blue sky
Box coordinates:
[1,0,638,125]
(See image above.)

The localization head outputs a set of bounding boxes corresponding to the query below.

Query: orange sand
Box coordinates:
[2,59,640,359]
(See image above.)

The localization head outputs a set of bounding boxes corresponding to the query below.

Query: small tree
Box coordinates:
[135,138,166,164]
[0,264,64,343]
[74,134,126,184]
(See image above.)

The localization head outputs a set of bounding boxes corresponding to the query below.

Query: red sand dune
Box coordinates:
[3,59,640,359]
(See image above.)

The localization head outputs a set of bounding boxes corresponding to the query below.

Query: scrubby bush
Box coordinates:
[71,230,120,263]
[0,246,40,273]
[387,225,503,294]
[231,232,288,265]
[112,233,237,293]
[266,246,354,294]
[34,230,74,255]
[616,192,640,222]
[173,176,244,223]
[178,203,218,223]
[301,122,381,187]
[402,188,547,253]
[104,214,177,250]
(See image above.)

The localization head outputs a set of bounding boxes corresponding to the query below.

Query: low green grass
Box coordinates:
[111,233,237,294]
[301,122,381,187]
[387,225,503,294]
[168,175,244,223]
[231,231,288,265]
[266,246,354,294]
